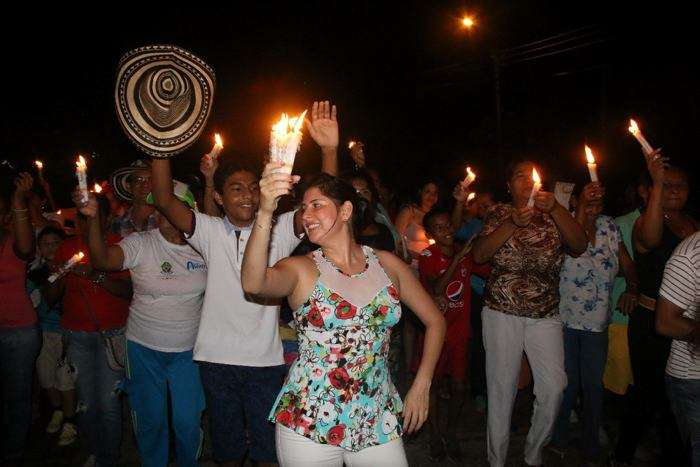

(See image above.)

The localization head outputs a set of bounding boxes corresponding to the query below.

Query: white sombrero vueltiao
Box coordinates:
[115,44,216,158]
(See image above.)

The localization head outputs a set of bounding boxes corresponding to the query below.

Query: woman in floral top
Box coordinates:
[550,182,638,463]
[472,160,587,467]
[242,165,445,466]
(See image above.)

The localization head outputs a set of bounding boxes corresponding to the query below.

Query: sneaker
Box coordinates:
[46,410,64,434]
[82,454,96,467]
[57,422,77,446]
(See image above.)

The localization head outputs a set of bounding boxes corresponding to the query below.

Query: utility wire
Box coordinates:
[497,24,598,54]
[499,29,603,60]
[502,38,611,65]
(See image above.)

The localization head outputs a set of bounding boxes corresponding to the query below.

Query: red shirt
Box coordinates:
[418,243,490,339]
[55,235,130,331]
[0,235,36,327]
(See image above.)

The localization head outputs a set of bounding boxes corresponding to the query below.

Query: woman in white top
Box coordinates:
[75,184,206,467]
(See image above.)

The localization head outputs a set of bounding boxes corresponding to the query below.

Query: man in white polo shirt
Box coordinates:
[655,230,700,466]
[151,100,339,466]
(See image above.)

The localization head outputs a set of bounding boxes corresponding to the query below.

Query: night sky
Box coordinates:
[2,2,697,213]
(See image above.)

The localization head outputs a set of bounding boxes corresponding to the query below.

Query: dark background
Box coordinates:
[2,2,697,214]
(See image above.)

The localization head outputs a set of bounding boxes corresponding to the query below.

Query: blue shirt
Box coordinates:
[559,215,621,332]
[455,219,485,295]
[610,209,640,325]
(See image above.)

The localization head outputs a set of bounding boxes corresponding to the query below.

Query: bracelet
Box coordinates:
[255,221,272,230]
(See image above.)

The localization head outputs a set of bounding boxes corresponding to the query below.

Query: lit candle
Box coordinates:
[462,166,476,189]
[467,192,476,203]
[428,238,436,245]
[526,168,542,208]
[93,183,103,194]
[56,210,62,215]
[348,141,356,149]
[270,110,308,174]
[208,133,223,160]
[35,160,44,178]
[75,155,89,204]
[48,251,85,283]
[628,119,654,157]
[584,145,599,183]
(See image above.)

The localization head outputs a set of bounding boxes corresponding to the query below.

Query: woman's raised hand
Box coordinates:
[258,161,300,215]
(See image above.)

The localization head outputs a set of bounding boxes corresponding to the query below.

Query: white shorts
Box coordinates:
[275,424,408,467]
[36,331,74,391]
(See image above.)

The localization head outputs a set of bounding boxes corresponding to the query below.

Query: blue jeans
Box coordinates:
[0,325,40,461]
[66,330,124,466]
[551,327,607,460]
[199,362,287,463]
[666,375,700,466]
[124,340,205,467]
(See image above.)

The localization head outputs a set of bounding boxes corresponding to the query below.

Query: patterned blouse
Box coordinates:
[481,203,564,319]
[559,215,620,332]
[269,246,404,451]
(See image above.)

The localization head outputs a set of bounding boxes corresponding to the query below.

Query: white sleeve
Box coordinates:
[186,211,214,261]
[269,210,301,263]
[659,253,696,310]
[118,232,145,270]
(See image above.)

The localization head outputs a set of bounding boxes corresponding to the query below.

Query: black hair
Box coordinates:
[213,155,260,194]
[504,158,535,182]
[304,173,373,238]
[411,177,441,205]
[38,226,66,242]
[423,208,451,235]
[342,169,381,207]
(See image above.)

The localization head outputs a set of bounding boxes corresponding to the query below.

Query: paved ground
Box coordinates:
[20,384,662,467]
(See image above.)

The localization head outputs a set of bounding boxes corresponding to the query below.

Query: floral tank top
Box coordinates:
[269,245,404,451]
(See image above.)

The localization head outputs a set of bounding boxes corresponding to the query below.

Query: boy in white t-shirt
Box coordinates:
[151,100,339,465]
[77,183,206,467]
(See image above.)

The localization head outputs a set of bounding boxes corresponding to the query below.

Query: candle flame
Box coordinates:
[467,192,476,202]
[585,145,596,164]
[76,155,87,170]
[428,238,436,245]
[56,210,62,215]
[532,168,541,184]
[348,141,356,149]
[628,119,640,136]
[466,166,475,180]
[75,251,85,261]
[214,133,223,147]
[94,183,102,193]
[272,110,307,137]
[35,160,43,169]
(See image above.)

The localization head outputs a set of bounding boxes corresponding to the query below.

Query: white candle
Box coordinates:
[75,155,89,204]
[48,251,85,283]
[208,133,223,160]
[462,166,476,189]
[628,119,654,157]
[35,160,44,178]
[526,168,542,208]
[270,110,307,174]
[584,145,599,183]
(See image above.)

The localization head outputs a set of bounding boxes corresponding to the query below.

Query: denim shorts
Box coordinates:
[199,362,287,463]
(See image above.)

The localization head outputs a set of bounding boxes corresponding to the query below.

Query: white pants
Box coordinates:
[275,424,408,467]
[482,307,566,467]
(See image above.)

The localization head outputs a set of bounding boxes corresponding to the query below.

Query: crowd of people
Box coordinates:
[1,100,698,467]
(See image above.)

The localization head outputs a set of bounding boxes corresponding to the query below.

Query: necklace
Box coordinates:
[321,247,370,278]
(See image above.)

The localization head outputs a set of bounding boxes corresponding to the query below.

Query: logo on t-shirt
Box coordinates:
[186,261,206,272]
[446,280,464,302]
[160,261,173,276]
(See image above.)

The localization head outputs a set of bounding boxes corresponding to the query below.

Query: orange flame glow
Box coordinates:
[214,133,223,147]
[585,145,596,164]
[94,183,102,193]
[35,160,43,169]
[76,155,87,171]
[532,168,541,184]
[628,119,640,135]
[467,192,476,202]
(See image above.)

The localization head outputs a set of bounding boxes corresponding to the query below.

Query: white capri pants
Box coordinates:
[482,307,566,467]
[275,424,408,467]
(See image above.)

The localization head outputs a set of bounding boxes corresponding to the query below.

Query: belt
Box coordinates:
[638,294,657,312]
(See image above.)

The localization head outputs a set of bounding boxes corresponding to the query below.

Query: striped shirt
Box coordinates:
[659,231,700,379]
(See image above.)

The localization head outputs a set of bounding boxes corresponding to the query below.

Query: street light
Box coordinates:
[461,15,476,29]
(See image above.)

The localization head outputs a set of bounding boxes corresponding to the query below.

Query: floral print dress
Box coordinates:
[269,245,404,451]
